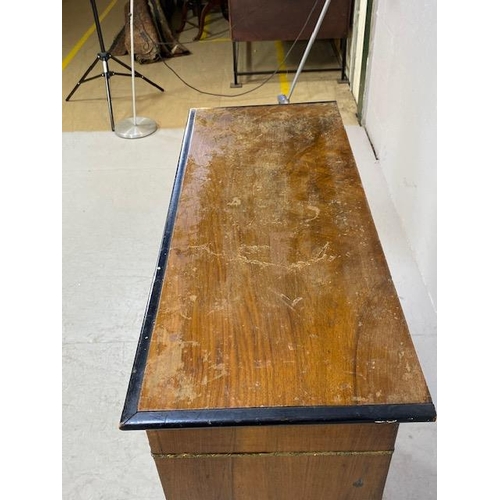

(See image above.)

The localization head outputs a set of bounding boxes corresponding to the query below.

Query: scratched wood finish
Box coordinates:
[138,102,432,412]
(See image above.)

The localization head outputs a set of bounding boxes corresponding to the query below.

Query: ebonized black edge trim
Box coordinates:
[119,109,197,428]
[120,403,436,430]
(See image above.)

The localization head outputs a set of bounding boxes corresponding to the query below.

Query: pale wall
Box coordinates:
[362,0,437,309]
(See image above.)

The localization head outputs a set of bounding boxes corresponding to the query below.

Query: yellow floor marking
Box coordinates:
[199,12,220,41]
[62,0,118,70]
[274,41,290,97]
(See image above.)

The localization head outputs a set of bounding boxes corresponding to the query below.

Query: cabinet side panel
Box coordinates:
[153,454,393,500]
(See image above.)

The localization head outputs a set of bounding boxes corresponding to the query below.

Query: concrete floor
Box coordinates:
[62,126,436,500]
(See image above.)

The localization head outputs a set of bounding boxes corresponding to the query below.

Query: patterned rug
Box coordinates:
[110,0,190,64]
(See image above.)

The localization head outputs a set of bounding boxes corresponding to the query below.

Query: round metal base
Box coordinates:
[115,116,157,139]
[277,94,290,104]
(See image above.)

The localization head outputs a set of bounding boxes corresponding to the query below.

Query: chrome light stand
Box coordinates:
[115,0,158,138]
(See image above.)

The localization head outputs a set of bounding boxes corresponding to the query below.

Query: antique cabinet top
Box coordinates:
[120,102,436,430]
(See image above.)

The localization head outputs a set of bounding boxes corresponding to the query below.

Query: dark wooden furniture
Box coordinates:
[177,0,228,41]
[120,102,436,499]
[227,0,354,86]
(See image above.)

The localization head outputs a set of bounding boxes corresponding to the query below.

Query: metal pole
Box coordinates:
[278,0,333,104]
[115,0,157,139]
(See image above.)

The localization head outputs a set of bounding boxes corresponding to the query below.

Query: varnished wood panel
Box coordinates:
[147,423,398,454]
[152,454,393,500]
[138,102,432,413]
[147,420,397,499]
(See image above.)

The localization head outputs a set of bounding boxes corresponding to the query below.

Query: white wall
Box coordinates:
[362,0,437,309]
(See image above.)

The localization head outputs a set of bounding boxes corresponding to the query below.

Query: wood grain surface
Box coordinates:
[138,102,432,412]
[152,453,393,500]
[147,423,398,454]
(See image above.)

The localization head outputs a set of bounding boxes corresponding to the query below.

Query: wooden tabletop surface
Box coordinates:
[121,102,435,429]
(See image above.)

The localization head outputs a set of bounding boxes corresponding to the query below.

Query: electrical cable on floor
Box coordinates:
[133,0,322,98]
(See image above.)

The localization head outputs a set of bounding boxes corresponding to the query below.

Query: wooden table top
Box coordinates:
[120,102,436,430]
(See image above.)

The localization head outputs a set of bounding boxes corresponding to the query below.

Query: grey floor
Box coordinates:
[62,124,437,500]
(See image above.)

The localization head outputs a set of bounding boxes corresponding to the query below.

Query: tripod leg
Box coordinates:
[109,55,164,92]
[101,56,115,131]
[104,79,115,131]
[64,0,163,131]
[65,57,100,101]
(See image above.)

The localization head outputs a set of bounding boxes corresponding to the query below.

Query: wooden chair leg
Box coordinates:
[177,0,203,34]
[177,0,189,33]
[195,1,215,40]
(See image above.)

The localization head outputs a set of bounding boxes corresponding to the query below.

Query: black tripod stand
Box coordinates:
[65,0,164,131]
